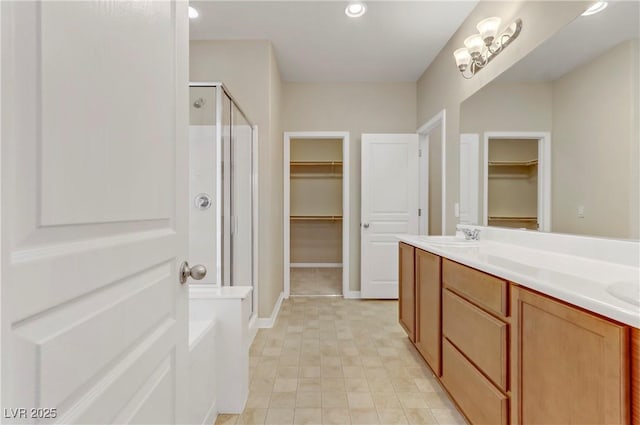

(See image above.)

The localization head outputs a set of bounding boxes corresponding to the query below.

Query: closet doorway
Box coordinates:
[284,132,350,297]
[482,132,551,231]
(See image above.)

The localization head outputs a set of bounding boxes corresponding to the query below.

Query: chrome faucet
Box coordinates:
[461,228,480,241]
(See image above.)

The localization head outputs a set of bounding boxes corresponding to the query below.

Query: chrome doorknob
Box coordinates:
[179,261,207,284]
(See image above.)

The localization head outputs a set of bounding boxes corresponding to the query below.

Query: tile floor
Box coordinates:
[215,297,468,425]
[290,268,342,296]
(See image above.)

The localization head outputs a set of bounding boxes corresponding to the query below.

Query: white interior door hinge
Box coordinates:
[418,149,422,158]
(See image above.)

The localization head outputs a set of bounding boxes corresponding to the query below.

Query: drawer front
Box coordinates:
[443,259,508,316]
[442,339,508,425]
[443,289,508,391]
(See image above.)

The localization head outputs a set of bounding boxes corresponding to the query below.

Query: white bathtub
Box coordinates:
[188,295,217,425]
[189,285,253,414]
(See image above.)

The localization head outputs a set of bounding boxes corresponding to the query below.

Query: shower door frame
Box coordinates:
[189,82,258,313]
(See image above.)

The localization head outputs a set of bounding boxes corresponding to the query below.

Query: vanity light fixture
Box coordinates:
[582,1,608,16]
[345,2,366,18]
[453,17,523,79]
[188,6,199,19]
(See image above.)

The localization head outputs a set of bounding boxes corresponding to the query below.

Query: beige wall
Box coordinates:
[283,82,417,292]
[266,43,284,316]
[190,40,284,318]
[460,81,553,134]
[552,39,639,238]
[417,1,589,234]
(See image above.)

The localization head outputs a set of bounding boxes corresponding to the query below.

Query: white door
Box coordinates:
[361,134,419,299]
[1,2,189,424]
[459,134,480,225]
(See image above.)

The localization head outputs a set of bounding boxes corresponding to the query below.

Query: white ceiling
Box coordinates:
[499,1,640,82]
[189,1,478,82]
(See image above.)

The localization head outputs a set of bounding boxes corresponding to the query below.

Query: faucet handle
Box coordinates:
[460,228,480,240]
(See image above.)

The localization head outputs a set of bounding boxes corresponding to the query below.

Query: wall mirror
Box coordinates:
[459,1,639,239]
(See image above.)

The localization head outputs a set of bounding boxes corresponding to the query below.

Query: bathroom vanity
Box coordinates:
[397,228,639,425]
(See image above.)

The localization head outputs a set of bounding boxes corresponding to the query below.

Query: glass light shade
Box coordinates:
[453,48,471,68]
[501,22,516,38]
[464,34,484,57]
[345,2,367,18]
[582,1,607,16]
[188,6,199,19]
[477,17,501,43]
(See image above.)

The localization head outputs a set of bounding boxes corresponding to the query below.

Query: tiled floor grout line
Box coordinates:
[217,297,468,425]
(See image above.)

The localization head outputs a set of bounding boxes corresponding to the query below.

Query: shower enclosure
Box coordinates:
[189,83,256,309]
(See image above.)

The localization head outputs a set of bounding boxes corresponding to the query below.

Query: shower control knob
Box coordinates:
[195,193,212,210]
[179,261,207,284]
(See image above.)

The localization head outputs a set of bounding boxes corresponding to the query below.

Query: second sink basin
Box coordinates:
[606,280,640,306]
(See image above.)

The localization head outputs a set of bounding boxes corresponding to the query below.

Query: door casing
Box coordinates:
[283,131,351,298]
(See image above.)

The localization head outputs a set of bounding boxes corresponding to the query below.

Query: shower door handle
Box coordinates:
[179,261,207,284]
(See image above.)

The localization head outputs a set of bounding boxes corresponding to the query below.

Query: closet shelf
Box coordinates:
[488,159,538,167]
[291,161,343,166]
[488,216,537,222]
[290,173,342,179]
[291,215,343,222]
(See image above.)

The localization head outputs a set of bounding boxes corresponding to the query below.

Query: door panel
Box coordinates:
[513,288,629,425]
[415,249,441,376]
[361,134,418,299]
[1,1,188,423]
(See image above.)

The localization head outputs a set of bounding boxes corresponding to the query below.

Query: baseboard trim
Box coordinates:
[344,291,361,299]
[257,291,284,328]
[248,314,258,346]
[202,401,217,425]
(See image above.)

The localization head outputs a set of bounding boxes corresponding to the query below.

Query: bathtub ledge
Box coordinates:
[189,285,252,300]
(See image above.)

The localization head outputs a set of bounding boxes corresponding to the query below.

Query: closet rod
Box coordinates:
[291,215,343,222]
[290,161,343,166]
[488,216,537,221]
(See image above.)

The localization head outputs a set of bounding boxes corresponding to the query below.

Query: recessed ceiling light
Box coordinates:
[581,1,607,16]
[188,6,199,19]
[345,2,366,18]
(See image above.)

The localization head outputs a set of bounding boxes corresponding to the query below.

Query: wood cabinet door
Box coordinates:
[512,287,630,425]
[398,242,416,341]
[415,249,442,376]
[631,328,640,425]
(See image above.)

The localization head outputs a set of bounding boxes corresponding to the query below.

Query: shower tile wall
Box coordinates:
[189,125,217,284]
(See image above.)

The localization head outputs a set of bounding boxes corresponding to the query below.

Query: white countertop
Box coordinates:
[397,234,640,328]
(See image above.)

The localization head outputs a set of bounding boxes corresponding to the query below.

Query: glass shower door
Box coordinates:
[188,83,255,315]
[230,102,254,312]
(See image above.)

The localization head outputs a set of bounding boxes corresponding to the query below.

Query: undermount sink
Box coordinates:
[606,280,640,306]
[417,235,480,247]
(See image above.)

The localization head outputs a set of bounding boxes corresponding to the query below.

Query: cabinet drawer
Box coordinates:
[443,259,508,316]
[442,339,508,425]
[443,289,508,391]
